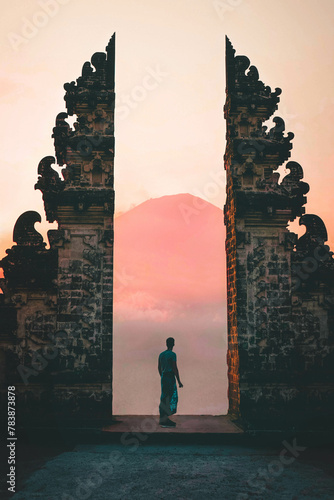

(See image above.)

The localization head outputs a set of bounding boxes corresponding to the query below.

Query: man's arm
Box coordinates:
[172,360,183,388]
[158,357,162,376]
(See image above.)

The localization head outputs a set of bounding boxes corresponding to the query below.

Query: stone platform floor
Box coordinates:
[3,417,334,499]
[103,415,243,434]
[10,442,334,499]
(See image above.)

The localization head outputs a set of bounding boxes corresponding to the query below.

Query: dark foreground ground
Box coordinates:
[1,416,334,500]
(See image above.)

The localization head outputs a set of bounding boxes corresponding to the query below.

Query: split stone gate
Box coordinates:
[0,36,333,430]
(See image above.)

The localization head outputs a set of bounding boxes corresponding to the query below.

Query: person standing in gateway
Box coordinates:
[158,337,183,427]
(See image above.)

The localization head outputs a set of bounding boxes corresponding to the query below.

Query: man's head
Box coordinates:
[166,337,175,349]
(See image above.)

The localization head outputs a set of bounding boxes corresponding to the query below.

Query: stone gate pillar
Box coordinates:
[35,36,116,420]
[224,38,334,429]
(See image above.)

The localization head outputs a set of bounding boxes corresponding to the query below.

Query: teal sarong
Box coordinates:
[159,372,178,418]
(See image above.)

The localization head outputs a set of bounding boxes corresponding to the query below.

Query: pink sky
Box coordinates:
[113,194,227,414]
[1,0,334,413]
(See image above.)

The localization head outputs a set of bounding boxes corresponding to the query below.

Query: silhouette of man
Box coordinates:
[158,337,183,427]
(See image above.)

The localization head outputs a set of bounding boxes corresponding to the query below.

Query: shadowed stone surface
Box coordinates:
[11,444,334,499]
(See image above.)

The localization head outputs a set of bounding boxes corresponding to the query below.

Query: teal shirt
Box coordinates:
[159,350,176,375]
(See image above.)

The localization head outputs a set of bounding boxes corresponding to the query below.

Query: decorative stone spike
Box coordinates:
[13,211,45,248]
[225,36,282,122]
[297,214,328,249]
[35,156,64,223]
[0,211,56,290]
